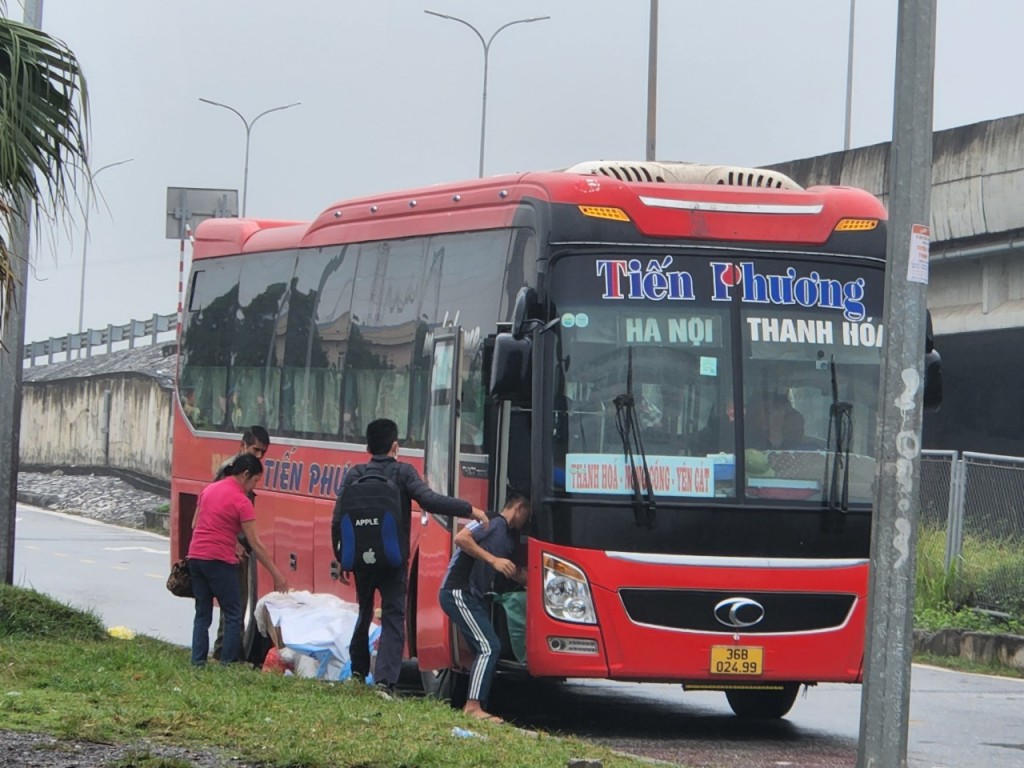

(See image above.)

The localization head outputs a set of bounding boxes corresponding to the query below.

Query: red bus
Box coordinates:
[171,160,939,718]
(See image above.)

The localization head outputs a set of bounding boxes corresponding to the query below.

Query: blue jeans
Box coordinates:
[190,558,242,665]
[439,588,501,706]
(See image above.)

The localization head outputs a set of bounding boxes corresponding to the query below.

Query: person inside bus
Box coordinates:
[767,395,806,449]
[332,418,488,696]
[181,387,204,426]
[188,453,288,666]
[774,408,825,450]
[697,398,731,455]
[438,490,531,723]
[211,425,271,663]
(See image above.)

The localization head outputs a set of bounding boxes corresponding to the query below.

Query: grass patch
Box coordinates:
[0,584,107,641]
[0,586,646,768]
[915,526,1024,634]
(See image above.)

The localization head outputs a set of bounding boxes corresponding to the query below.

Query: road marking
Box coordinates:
[24,545,39,551]
[102,546,168,555]
[146,573,163,580]
[80,559,97,564]
[112,565,129,571]
[51,552,69,558]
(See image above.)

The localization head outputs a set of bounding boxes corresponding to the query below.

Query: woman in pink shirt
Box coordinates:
[188,453,287,665]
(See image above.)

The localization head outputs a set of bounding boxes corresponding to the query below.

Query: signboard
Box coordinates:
[565,453,716,497]
[165,187,239,239]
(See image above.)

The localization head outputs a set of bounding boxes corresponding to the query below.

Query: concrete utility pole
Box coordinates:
[857,1,936,766]
[646,0,658,161]
[0,0,43,583]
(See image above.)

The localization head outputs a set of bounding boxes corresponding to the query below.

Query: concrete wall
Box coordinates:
[770,113,1024,338]
[21,373,173,482]
[770,113,1024,245]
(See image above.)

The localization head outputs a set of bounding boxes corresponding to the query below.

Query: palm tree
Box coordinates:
[0,6,88,327]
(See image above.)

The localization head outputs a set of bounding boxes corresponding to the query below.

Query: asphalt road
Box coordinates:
[12,502,194,646]
[13,503,1024,767]
[487,668,1024,768]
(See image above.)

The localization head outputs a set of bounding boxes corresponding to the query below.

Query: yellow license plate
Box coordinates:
[710,645,763,675]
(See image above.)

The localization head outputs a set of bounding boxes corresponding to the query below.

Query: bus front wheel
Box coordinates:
[725,684,800,718]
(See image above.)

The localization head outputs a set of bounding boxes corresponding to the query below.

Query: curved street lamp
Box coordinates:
[78,157,134,338]
[845,0,857,150]
[424,10,550,177]
[198,98,301,217]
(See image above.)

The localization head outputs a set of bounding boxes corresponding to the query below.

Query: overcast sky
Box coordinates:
[11,0,1024,343]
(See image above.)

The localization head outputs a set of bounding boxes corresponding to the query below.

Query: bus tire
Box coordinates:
[420,668,468,708]
[725,684,800,719]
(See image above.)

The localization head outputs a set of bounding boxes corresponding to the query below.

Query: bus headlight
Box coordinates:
[542,553,596,624]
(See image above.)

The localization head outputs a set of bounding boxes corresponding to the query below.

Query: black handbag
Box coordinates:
[166,558,193,598]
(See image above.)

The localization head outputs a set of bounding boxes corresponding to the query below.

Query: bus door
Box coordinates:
[414,327,464,672]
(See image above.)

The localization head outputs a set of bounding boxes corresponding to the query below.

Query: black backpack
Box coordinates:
[336,467,407,572]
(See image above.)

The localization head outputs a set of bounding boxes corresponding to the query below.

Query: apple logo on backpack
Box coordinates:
[362,548,376,566]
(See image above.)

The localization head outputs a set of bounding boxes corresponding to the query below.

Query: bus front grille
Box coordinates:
[618,589,856,634]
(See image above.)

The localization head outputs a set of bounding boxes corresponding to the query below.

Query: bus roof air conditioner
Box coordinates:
[564,160,803,190]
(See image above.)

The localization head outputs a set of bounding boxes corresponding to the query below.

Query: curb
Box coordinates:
[913,628,1024,671]
[16,491,61,509]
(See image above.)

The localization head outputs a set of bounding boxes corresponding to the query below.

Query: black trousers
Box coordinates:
[350,567,406,686]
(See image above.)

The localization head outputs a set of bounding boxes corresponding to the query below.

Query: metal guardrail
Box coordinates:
[23,312,177,366]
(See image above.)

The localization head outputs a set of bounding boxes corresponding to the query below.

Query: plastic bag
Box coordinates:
[494,591,527,662]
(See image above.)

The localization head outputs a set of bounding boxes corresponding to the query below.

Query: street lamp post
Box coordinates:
[78,158,133,338]
[424,10,550,177]
[647,0,659,161]
[845,0,857,150]
[198,98,300,217]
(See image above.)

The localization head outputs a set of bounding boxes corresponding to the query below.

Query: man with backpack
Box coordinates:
[332,418,487,696]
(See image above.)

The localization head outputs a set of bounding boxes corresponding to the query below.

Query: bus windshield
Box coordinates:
[547,251,884,505]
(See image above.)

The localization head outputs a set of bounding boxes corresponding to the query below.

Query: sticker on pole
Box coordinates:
[907,224,930,284]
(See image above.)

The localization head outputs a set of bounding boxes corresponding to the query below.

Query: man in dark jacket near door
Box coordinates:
[332,418,487,695]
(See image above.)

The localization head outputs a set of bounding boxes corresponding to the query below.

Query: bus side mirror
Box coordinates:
[489,332,531,401]
[512,286,540,340]
[923,349,942,412]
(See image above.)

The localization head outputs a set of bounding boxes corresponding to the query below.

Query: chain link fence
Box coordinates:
[920,450,1024,620]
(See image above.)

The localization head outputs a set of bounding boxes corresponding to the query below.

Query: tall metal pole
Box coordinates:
[198,98,300,217]
[77,158,133,338]
[844,0,857,150]
[424,10,550,178]
[0,0,43,583]
[857,1,936,766]
[646,0,659,161]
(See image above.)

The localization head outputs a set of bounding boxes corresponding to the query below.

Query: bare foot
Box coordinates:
[464,708,504,723]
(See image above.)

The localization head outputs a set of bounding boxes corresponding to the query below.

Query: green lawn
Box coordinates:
[0,584,646,768]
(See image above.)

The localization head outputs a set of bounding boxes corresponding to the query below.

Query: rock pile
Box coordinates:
[16,470,169,530]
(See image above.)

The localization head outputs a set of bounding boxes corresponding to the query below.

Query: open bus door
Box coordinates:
[414,327,465,693]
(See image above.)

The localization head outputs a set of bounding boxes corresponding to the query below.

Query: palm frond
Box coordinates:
[0,16,89,326]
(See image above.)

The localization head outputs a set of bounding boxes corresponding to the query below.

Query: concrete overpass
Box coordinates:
[771,113,1024,454]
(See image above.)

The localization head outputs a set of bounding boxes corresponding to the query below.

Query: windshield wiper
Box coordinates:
[613,347,656,528]
[822,355,853,513]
